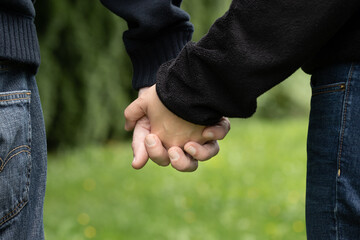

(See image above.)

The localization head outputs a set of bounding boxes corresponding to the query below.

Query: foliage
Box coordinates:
[44,119,308,239]
[35,0,133,149]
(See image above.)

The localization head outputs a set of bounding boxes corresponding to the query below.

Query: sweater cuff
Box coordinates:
[124,29,193,90]
[0,12,40,71]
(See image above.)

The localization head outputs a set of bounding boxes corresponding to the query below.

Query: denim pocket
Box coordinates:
[312,82,346,96]
[0,91,31,228]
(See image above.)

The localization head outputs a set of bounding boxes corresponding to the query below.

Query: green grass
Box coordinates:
[44,118,308,240]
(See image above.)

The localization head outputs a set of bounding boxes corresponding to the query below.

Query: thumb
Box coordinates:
[124,98,147,131]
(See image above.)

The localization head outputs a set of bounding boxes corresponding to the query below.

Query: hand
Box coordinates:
[126,87,230,172]
[125,85,207,149]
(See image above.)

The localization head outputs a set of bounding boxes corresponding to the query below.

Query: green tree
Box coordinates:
[36,0,134,149]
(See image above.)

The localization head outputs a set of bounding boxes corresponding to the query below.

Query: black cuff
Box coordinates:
[124,29,193,90]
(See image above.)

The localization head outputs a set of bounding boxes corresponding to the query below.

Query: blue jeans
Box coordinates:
[0,61,47,239]
[307,63,360,239]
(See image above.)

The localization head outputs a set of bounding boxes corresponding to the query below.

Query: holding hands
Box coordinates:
[124,86,230,172]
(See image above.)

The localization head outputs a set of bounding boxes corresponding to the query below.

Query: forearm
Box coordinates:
[100,0,194,89]
[156,0,360,125]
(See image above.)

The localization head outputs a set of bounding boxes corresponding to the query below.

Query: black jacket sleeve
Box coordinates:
[100,0,194,90]
[156,0,360,125]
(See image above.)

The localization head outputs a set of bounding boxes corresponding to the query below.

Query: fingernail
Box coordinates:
[204,131,214,139]
[133,157,136,163]
[186,146,196,156]
[169,151,180,161]
[145,135,156,147]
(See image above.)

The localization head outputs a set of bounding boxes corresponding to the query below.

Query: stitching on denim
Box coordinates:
[0,97,30,103]
[0,150,31,172]
[4,145,30,161]
[0,200,28,226]
[0,92,31,98]
[337,66,354,177]
[0,145,31,172]
[312,87,345,96]
[27,94,32,192]
[334,64,354,240]
[312,82,345,91]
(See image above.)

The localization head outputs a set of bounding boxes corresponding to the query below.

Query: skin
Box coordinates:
[125,86,230,172]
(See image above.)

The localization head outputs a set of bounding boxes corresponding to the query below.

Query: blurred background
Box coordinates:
[35,0,311,239]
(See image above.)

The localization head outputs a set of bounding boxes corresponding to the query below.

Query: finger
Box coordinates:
[168,147,198,172]
[131,117,150,169]
[124,98,146,131]
[184,141,220,161]
[145,134,170,166]
[202,117,230,140]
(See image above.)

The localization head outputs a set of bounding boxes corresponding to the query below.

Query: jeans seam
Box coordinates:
[337,65,354,176]
[335,63,354,240]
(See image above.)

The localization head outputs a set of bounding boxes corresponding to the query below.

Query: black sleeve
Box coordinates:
[100,0,194,90]
[156,0,360,125]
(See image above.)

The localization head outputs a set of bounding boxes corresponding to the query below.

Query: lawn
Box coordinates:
[44,118,309,240]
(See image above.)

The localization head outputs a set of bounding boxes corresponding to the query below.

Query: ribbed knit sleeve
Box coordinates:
[0,0,40,70]
[124,30,192,90]
[100,0,193,90]
[0,12,40,68]
[156,0,360,125]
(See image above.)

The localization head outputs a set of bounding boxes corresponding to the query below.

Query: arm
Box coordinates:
[100,0,194,89]
[156,0,360,125]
